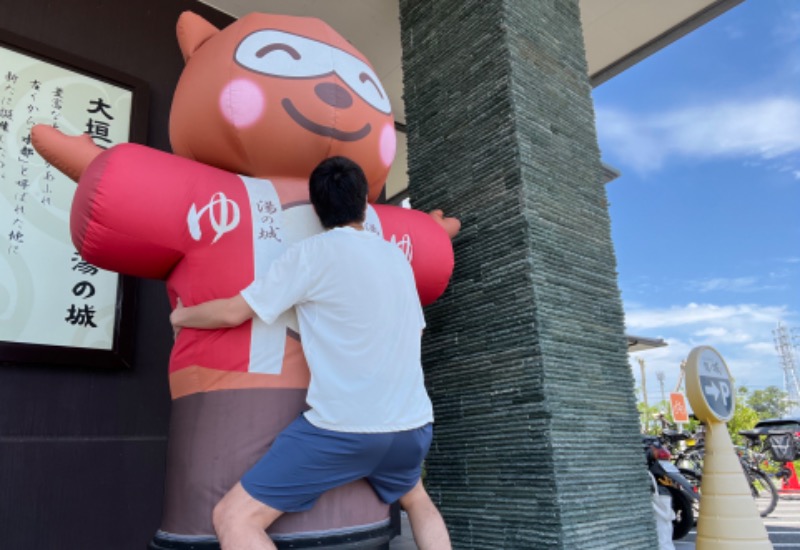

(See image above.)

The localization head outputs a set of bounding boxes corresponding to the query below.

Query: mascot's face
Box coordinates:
[170,13,396,202]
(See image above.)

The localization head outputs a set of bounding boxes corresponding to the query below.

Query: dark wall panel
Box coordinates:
[1,439,169,549]
[0,2,234,548]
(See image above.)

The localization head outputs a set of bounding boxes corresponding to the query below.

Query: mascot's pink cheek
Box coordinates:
[219,79,265,128]
[379,122,396,168]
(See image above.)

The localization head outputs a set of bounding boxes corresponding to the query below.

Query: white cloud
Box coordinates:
[745,342,775,354]
[624,302,795,396]
[693,326,752,343]
[625,302,788,330]
[723,24,745,41]
[688,274,789,293]
[694,326,728,338]
[773,10,800,44]
[693,276,758,292]
[596,97,800,173]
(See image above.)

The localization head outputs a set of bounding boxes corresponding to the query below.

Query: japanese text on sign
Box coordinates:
[0,44,132,350]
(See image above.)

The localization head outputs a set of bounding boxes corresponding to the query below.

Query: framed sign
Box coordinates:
[0,30,148,368]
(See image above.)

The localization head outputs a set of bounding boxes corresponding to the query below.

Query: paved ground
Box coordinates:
[678,493,800,550]
[391,494,800,549]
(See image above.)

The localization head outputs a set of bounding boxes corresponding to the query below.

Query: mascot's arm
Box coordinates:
[371,204,460,306]
[31,125,101,183]
[31,125,187,278]
[71,143,236,279]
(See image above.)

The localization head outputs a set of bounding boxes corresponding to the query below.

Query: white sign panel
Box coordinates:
[0,44,132,351]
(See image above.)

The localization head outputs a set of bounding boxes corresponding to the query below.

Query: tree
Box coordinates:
[638,401,668,435]
[727,402,759,445]
[747,386,793,420]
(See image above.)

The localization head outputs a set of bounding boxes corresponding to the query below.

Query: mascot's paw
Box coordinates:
[428,209,461,239]
[31,125,103,183]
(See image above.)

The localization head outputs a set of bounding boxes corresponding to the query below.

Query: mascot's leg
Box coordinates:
[31,125,103,183]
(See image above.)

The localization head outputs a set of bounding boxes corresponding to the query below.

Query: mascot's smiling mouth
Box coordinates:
[282,98,371,142]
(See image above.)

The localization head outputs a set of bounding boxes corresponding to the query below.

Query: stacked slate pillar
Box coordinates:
[399,0,657,548]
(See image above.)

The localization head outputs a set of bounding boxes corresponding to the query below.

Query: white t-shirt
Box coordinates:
[241,226,433,433]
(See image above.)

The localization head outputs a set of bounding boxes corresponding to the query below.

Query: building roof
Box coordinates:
[626,334,668,353]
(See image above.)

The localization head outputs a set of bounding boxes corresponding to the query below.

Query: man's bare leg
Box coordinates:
[213,482,284,550]
[398,480,452,550]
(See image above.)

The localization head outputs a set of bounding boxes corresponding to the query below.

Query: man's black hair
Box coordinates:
[309,156,368,229]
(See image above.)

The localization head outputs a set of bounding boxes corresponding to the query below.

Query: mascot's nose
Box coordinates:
[315,82,353,109]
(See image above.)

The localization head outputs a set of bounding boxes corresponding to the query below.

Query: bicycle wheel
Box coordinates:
[747,469,778,517]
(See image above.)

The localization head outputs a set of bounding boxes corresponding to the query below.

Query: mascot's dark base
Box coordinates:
[148,524,394,549]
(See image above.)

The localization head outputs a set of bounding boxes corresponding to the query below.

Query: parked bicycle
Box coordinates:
[735,442,779,517]
[739,417,800,494]
[652,413,778,517]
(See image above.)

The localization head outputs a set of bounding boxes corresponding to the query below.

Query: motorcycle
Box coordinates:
[644,435,700,540]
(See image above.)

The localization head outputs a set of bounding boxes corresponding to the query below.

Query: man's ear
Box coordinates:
[176,11,220,63]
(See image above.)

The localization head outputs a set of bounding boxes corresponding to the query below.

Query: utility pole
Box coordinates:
[637,357,648,432]
[674,360,686,393]
[656,370,666,408]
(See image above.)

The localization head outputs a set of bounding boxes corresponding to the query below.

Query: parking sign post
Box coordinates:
[685,346,772,550]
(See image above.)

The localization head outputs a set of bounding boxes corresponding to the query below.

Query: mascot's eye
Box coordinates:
[256,43,301,60]
[359,73,384,100]
[236,30,391,114]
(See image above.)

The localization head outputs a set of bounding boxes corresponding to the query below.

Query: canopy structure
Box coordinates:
[627,334,668,353]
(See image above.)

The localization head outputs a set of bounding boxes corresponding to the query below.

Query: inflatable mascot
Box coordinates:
[32,11,459,548]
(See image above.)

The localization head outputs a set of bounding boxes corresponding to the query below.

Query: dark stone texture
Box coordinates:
[399,0,657,548]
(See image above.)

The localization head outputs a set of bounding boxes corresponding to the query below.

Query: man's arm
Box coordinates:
[170,294,255,330]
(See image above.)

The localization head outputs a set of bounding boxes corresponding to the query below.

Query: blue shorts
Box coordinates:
[241,415,433,512]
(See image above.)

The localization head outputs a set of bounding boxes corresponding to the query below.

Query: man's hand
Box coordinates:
[171,297,184,340]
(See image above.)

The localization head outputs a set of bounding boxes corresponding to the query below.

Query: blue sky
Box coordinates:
[592,0,800,405]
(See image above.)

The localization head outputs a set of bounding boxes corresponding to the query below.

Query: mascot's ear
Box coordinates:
[176,11,220,63]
